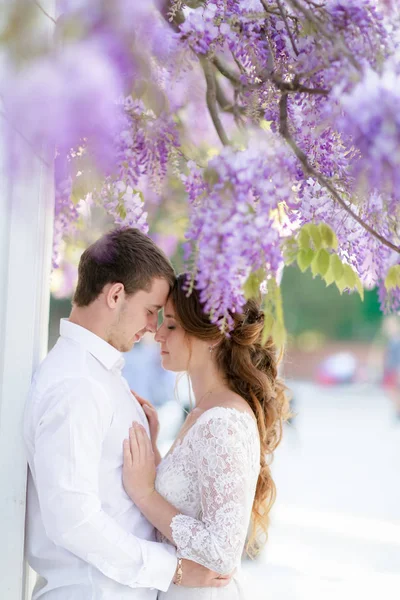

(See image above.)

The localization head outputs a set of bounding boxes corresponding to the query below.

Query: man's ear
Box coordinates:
[105,282,125,308]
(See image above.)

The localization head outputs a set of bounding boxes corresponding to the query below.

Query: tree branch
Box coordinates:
[274,0,299,56]
[212,56,241,85]
[286,0,362,72]
[201,58,230,146]
[33,0,57,24]
[213,54,329,96]
[278,93,400,255]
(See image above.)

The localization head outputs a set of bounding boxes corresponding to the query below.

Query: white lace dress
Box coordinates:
[156,407,260,600]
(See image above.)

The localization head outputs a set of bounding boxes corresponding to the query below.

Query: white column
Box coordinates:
[0,3,55,598]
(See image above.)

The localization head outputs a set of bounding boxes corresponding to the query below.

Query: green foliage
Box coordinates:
[385,265,400,291]
[261,278,286,349]
[244,222,371,348]
[244,268,265,299]
[311,248,330,277]
[319,223,339,250]
[297,248,314,272]
[282,222,364,301]
[281,266,381,342]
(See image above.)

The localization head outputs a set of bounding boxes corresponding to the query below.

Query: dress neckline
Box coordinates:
[162,406,257,463]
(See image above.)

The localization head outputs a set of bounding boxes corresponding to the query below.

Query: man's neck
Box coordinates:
[69,306,108,342]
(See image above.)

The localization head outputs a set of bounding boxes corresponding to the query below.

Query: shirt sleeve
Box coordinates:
[169,411,258,575]
[33,377,177,591]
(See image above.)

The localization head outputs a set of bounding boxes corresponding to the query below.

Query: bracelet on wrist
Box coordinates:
[175,558,183,586]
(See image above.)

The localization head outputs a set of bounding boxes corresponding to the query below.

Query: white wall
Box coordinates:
[0,2,55,597]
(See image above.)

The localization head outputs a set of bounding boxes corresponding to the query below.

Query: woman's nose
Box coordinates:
[154,323,165,342]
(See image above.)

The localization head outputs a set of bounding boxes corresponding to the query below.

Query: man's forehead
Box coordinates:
[149,278,170,297]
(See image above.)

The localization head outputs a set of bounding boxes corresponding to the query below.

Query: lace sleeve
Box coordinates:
[170,409,259,575]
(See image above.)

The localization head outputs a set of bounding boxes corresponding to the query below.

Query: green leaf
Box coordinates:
[336,263,360,295]
[261,313,275,345]
[311,248,330,278]
[336,277,347,295]
[354,272,364,301]
[342,264,357,289]
[323,266,336,287]
[275,284,284,322]
[307,223,322,250]
[298,227,311,250]
[331,254,344,281]
[385,265,400,291]
[282,236,298,266]
[297,248,314,272]
[243,268,265,300]
[261,280,286,348]
[272,318,287,349]
[318,223,339,250]
[283,249,298,266]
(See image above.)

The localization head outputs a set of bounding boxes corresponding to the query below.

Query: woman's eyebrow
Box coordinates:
[164,313,176,319]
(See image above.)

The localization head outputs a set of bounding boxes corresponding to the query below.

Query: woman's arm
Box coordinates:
[123,412,257,575]
[123,422,177,541]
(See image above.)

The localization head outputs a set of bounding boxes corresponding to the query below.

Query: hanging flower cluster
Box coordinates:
[4,0,400,325]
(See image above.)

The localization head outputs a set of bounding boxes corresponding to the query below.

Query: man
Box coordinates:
[24,227,229,599]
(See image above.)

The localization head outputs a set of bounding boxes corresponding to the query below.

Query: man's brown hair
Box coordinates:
[73,227,175,306]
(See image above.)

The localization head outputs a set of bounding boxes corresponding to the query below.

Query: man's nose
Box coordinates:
[146,312,159,334]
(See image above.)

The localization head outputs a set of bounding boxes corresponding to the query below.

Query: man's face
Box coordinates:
[108,277,170,352]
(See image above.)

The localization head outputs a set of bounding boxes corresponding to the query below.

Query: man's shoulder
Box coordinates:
[32,337,88,391]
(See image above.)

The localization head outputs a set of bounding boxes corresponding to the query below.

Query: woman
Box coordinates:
[122,273,290,598]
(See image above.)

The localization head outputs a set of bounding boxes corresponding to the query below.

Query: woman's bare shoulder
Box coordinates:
[208,390,255,420]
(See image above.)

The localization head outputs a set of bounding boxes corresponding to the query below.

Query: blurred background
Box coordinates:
[49,221,400,600]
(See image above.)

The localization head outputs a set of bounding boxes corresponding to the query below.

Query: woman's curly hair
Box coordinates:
[170,274,291,557]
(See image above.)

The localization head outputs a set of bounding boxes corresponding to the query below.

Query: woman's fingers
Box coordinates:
[131,390,153,408]
[134,422,153,460]
[143,404,156,419]
[123,439,132,468]
[129,422,140,462]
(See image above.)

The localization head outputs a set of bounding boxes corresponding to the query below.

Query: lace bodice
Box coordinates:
[155,407,260,576]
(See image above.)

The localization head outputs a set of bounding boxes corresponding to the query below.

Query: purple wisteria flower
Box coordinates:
[6,0,400,320]
[183,133,297,330]
[102,182,149,234]
[179,4,221,54]
[3,39,124,175]
[337,65,400,201]
[53,156,79,269]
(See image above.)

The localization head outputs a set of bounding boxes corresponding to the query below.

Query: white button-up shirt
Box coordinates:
[24,319,177,600]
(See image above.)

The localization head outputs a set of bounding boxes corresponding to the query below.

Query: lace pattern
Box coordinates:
[156,407,260,575]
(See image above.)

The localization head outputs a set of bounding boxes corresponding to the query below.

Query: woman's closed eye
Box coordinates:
[167,326,176,330]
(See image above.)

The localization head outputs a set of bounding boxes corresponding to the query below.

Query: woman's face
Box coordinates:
[154,297,200,372]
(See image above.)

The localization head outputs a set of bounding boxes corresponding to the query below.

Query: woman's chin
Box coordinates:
[160,354,179,372]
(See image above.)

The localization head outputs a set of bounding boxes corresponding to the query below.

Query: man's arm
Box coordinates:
[32,377,177,592]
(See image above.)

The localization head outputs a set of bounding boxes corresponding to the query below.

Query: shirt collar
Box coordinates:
[60,319,125,372]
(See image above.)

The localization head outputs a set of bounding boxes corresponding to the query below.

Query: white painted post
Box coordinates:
[0,3,55,598]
